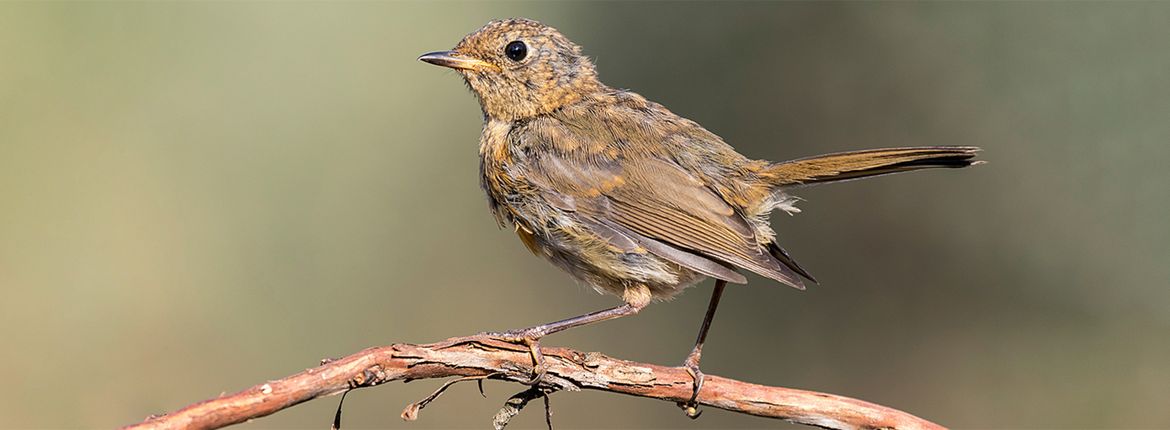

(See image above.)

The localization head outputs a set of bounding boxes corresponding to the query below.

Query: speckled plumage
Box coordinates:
[423,18,979,307]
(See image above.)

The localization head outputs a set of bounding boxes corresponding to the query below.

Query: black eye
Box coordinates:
[504,41,527,62]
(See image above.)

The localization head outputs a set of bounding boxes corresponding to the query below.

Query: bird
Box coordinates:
[419,17,980,416]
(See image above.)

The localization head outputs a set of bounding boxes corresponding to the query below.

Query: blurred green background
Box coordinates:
[2,1,1168,428]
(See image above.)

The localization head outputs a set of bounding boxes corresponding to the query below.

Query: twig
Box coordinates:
[491,386,554,430]
[120,335,945,430]
[329,389,350,430]
[542,389,553,430]
[401,373,498,421]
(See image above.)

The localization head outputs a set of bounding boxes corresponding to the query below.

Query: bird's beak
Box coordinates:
[418,51,500,72]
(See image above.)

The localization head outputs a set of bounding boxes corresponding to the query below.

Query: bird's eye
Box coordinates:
[504,41,527,62]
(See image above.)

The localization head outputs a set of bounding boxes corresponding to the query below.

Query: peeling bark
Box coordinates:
[121,335,943,430]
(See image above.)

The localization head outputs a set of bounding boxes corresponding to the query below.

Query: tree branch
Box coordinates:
[121,335,944,430]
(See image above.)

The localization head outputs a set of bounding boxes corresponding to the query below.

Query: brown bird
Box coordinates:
[419,18,979,415]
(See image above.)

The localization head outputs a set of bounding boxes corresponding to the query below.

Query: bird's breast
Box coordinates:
[479,118,568,237]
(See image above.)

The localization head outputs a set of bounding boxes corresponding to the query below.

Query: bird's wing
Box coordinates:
[532,150,805,289]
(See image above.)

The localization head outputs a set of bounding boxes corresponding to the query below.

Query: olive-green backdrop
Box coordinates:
[2,1,1167,428]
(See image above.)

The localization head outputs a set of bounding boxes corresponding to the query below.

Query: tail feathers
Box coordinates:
[750,146,979,289]
[768,242,817,285]
[764,146,982,187]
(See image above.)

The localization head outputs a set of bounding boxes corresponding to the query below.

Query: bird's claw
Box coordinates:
[679,358,705,419]
[481,329,547,386]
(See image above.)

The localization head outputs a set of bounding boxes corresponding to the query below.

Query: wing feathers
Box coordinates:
[528,132,812,289]
[590,218,749,284]
[606,186,807,290]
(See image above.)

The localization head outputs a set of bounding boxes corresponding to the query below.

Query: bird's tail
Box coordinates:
[762,146,982,187]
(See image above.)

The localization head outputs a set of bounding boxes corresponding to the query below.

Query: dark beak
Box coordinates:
[418,50,500,72]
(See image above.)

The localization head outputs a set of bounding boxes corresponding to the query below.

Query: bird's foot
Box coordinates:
[678,353,705,419]
[481,328,548,386]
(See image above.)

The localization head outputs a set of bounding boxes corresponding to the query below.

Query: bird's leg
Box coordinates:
[485,302,644,385]
[679,279,727,419]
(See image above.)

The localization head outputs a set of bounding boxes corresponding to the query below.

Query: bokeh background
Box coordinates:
[2,1,1168,429]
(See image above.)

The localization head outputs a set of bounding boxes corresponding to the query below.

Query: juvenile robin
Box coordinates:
[419,18,979,415]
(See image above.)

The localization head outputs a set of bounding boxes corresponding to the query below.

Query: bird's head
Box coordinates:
[419,18,601,122]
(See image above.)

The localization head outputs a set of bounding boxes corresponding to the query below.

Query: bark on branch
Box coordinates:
[121,335,944,430]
